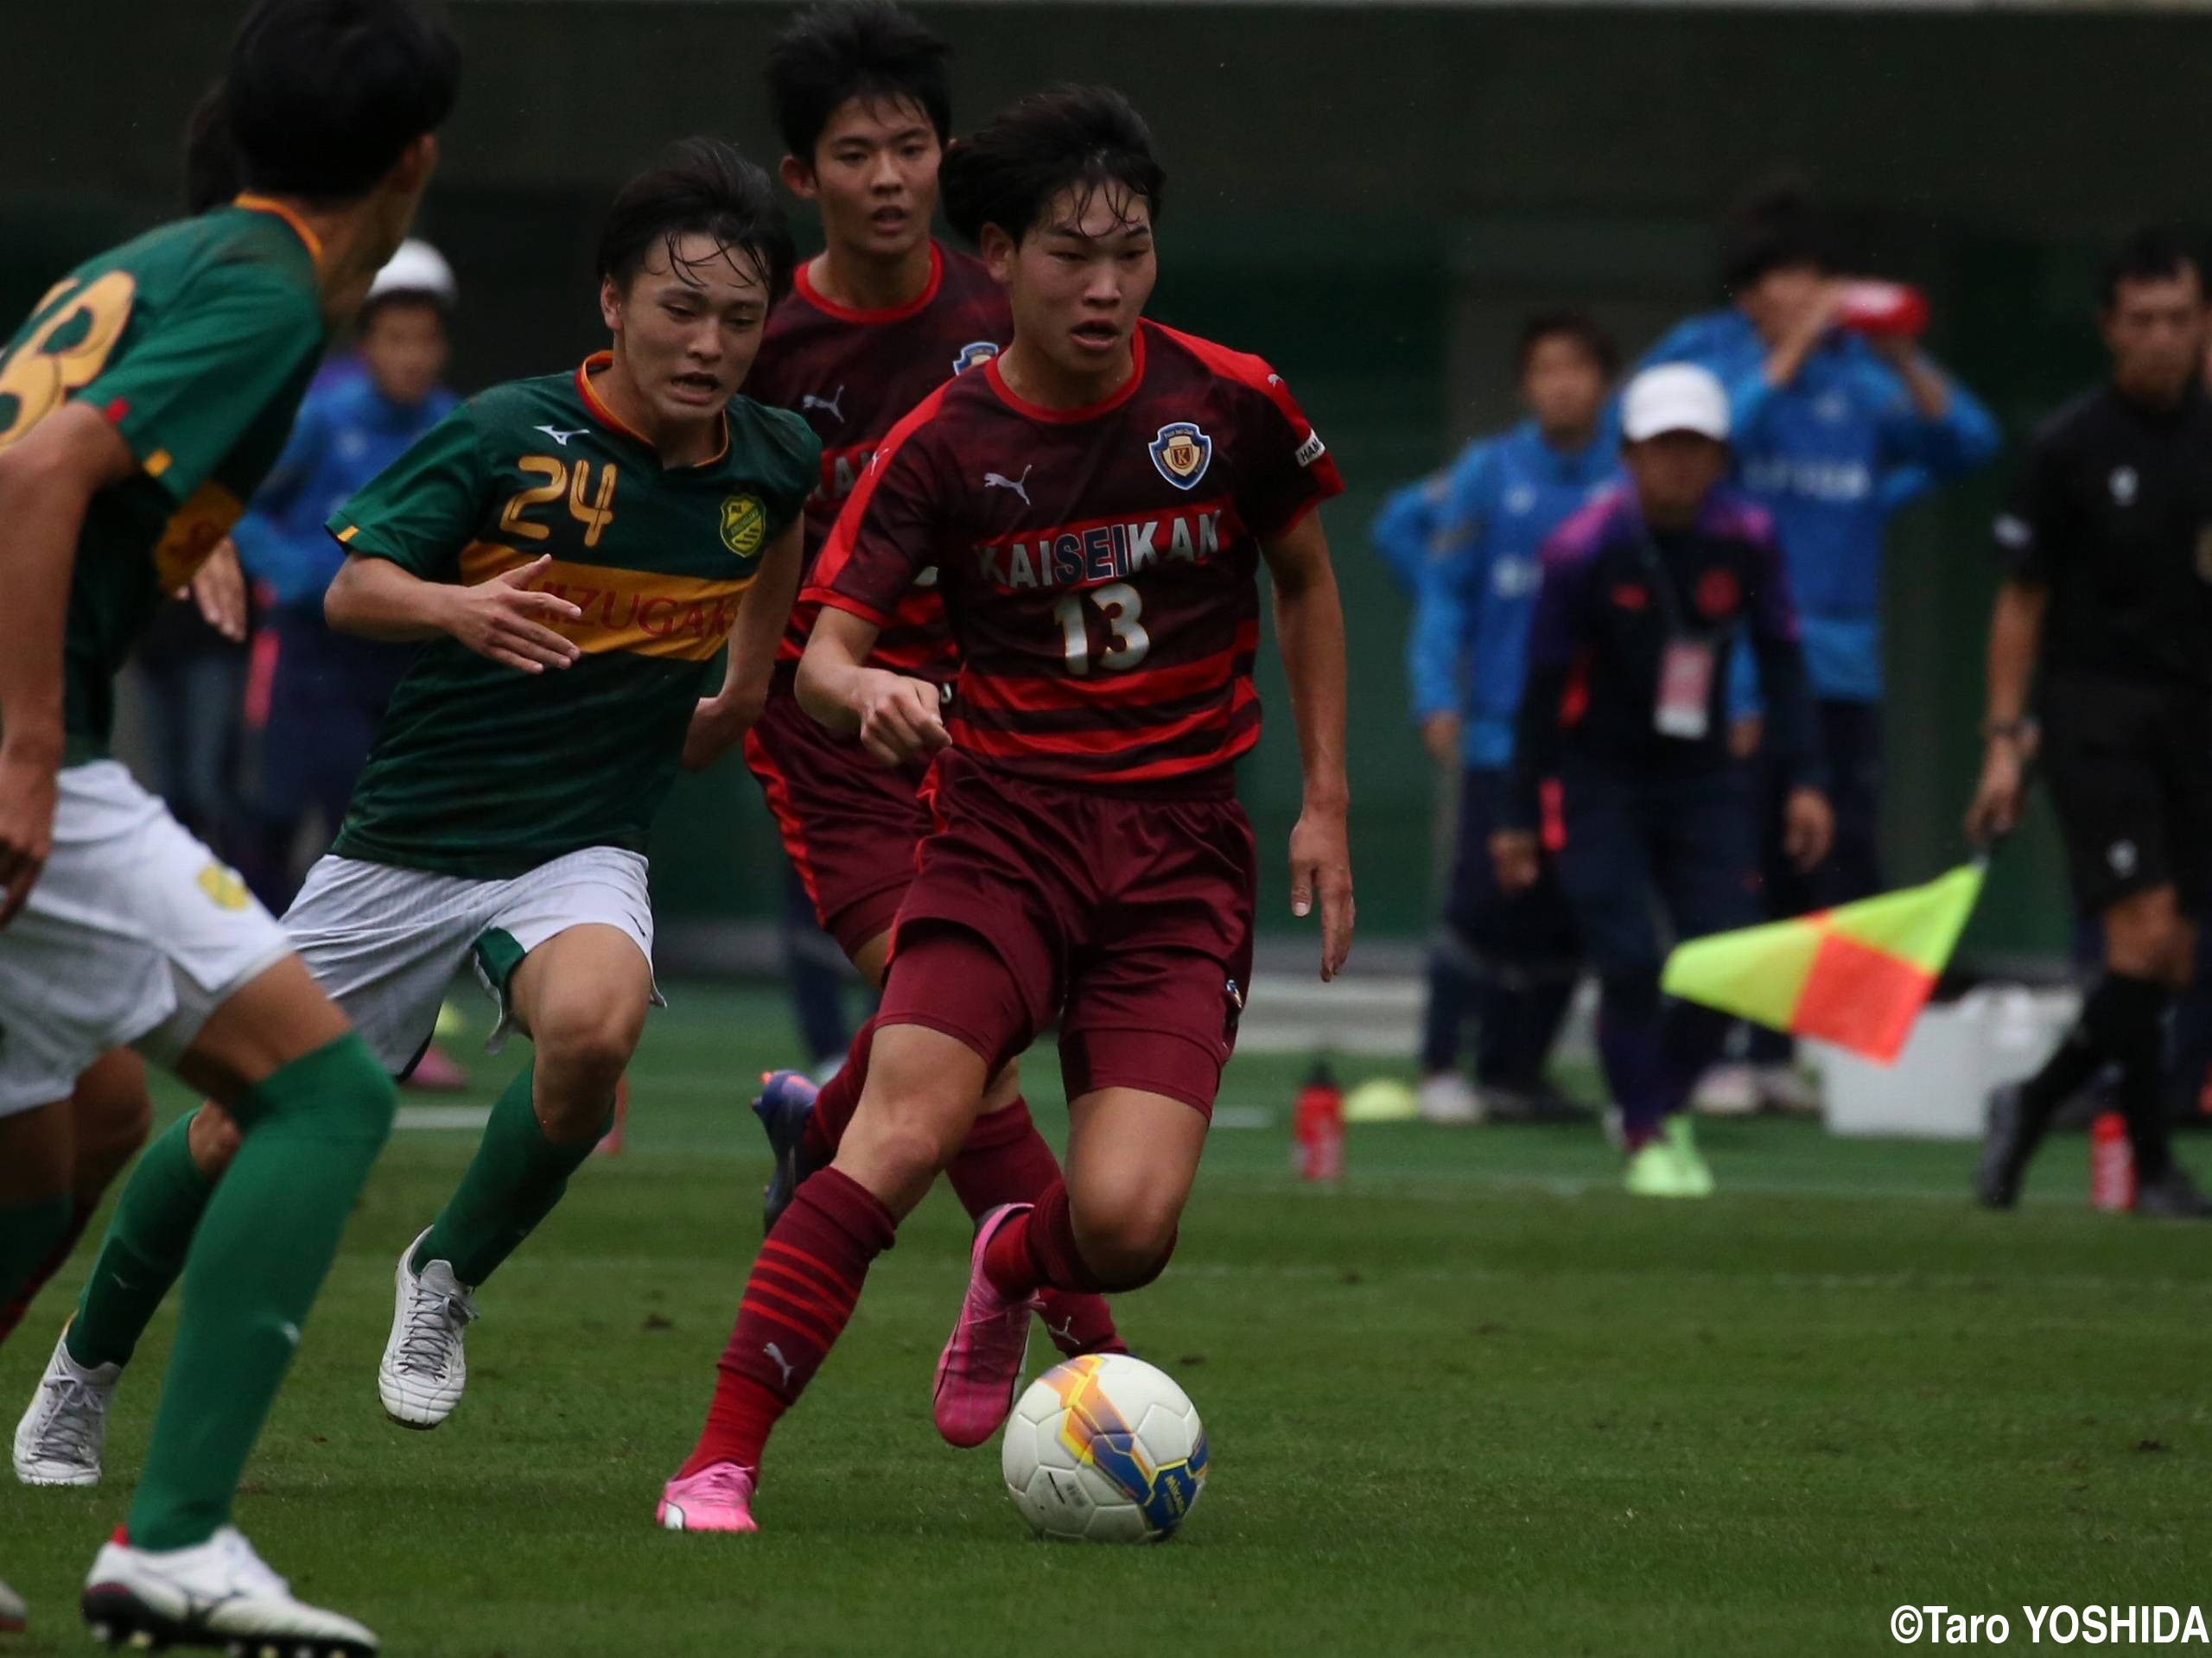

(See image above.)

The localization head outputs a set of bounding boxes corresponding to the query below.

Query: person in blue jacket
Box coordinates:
[1641,190,1999,1111]
[230,238,459,912]
[1383,314,1619,1123]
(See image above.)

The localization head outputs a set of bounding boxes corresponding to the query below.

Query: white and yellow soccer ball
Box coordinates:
[1001,1354,1208,1542]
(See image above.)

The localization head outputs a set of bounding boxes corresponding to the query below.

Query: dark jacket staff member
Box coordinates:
[1495,364,1832,1198]
[1969,228,2212,1219]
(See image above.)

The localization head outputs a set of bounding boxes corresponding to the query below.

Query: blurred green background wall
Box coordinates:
[7,1,2206,961]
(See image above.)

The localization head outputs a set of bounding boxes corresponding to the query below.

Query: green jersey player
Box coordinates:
[0,1,458,1651]
[15,141,815,1483]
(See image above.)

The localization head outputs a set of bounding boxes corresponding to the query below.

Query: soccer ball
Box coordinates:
[1001,1353,1208,1542]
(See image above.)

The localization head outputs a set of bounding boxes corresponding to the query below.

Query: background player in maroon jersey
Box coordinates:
[657,86,1351,1534]
[738,2,1123,1363]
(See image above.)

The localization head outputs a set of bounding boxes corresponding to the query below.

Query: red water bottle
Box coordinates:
[1293,1061,1344,1184]
[1834,280,1929,340]
[2088,1110,2134,1212]
[593,1075,630,1159]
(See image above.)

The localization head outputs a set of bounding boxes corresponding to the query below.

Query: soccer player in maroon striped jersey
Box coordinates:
[657,86,1352,1533]
[737,2,1125,1367]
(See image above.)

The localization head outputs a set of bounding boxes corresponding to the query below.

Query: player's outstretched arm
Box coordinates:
[796,607,947,768]
[0,401,136,924]
[1262,508,1355,982]
[683,518,804,770]
[326,549,582,674]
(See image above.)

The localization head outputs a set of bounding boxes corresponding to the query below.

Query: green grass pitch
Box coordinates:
[4,983,2208,1655]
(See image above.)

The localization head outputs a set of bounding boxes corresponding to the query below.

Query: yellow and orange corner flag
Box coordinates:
[1660,863,1986,1065]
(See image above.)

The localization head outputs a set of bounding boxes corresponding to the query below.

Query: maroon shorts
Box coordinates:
[744,668,933,958]
[876,748,1257,1116]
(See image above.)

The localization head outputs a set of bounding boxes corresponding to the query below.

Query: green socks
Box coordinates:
[66,1114,217,1371]
[128,1032,395,1552]
[0,1194,73,1310]
[413,1064,606,1288]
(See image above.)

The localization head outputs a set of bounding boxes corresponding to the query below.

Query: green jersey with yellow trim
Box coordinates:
[0,197,327,763]
[327,354,818,879]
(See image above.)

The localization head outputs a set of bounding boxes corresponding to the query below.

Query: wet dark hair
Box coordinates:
[940,85,1164,247]
[226,0,460,200]
[1515,310,1619,380]
[182,84,242,214]
[596,137,797,306]
[1720,182,1834,293]
[2100,226,2206,311]
[768,1,951,165]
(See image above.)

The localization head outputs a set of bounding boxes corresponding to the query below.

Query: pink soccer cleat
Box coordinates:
[656,1463,759,1534]
[932,1204,1039,1449]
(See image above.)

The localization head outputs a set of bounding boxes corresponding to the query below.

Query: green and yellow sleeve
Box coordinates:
[76,267,326,505]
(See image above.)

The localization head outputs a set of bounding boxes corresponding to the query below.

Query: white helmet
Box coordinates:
[366,238,457,308]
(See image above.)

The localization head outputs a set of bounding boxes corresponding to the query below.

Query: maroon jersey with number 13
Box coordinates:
[809,319,1343,788]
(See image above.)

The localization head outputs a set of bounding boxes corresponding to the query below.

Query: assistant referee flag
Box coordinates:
[1660,864,1986,1064]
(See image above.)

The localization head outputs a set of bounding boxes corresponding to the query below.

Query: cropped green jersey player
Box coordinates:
[14,143,816,1483]
[0,2,458,1650]
[0,82,256,1363]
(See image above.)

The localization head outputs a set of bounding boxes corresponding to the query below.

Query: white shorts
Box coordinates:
[0,761,292,1116]
[281,846,660,1077]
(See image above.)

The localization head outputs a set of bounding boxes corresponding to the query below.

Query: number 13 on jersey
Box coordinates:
[1055,581,1150,676]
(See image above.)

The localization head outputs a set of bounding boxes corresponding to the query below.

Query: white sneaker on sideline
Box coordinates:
[14,1330,119,1487]
[377,1228,476,1429]
[1417,1072,1484,1125]
[83,1525,376,1655]
[1692,1062,1759,1117]
[1755,1064,1823,1116]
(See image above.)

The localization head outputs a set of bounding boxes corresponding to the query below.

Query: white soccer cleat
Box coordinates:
[1691,1061,1760,1117]
[82,1525,377,1655]
[377,1229,476,1429]
[0,1572,24,1633]
[1417,1072,1484,1125]
[14,1330,120,1487]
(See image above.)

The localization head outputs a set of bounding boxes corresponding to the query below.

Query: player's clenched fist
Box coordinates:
[1491,828,1540,896]
[849,669,949,768]
[444,553,583,673]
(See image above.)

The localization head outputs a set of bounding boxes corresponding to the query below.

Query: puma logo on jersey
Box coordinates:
[801,387,846,424]
[763,1343,796,1388]
[534,425,588,447]
[984,464,1033,505]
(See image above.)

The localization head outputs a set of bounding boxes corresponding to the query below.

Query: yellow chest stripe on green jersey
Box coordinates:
[459,541,753,663]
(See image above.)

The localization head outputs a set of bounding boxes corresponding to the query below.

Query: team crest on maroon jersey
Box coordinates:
[952,340,1000,375]
[1148,421,1212,490]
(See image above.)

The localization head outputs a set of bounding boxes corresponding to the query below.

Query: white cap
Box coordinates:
[1620,363,1730,443]
[366,238,456,308]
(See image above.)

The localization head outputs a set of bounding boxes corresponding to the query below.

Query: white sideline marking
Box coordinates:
[1164,1259,2212,1298]
[396,1106,493,1132]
